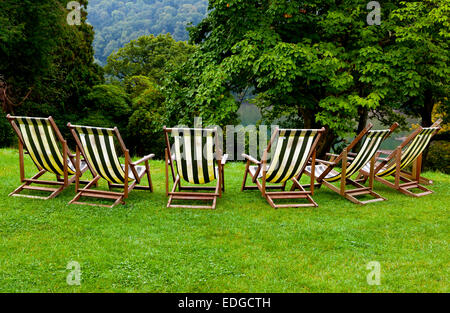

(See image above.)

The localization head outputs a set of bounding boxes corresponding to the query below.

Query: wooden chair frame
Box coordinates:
[357,119,442,197]
[307,123,399,205]
[6,115,93,200]
[164,127,228,210]
[68,123,154,208]
[241,127,325,209]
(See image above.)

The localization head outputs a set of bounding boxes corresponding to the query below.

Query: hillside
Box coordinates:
[87,0,208,64]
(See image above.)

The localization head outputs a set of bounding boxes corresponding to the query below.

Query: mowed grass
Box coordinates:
[0,148,448,293]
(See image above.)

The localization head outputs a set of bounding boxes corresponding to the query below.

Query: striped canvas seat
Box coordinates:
[303,123,398,205]
[72,126,133,184]
[319,130,391,182]
[241,127,325,208]
[172,128,216,184]
[15,117,76,176]
[376,128,437,178]
[7,115,94,200]
[264,129,321,184]
[356,122,441,198]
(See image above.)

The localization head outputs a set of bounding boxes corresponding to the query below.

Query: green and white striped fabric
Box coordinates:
[324,130,391,182]
[377,128,437,178]
[265,129,320,184]
[16,117,74,176]
[72,126,128,184]
[172,128,216,184]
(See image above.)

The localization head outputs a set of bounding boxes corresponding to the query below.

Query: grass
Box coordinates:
[0,148,448,293]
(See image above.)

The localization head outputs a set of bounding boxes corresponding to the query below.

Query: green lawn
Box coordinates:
[0,148,448,293]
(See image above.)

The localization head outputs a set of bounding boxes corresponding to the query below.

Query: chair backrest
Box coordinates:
[377,127,439,177]
[8,116,73,176]
[70,125,127,184]
[326,129,391,182]
[265,129,322,184]
[170,128,217,184]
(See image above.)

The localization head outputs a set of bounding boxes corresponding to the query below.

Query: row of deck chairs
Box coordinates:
[6,115,442,209]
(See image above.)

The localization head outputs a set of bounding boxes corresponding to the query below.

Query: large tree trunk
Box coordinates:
[420,88,435,169]
[354,106,369,152]
[317,127,336,158]
[299,106,335,158]
[421,89,434,127]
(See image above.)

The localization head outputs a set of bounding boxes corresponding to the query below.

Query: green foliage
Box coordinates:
[82,84,131,132]
[424,140,450,174]
[379,0,450,127]
[105,34,195,84]
[0,117,13,148]
[87,0,208,64]
[166,0,449,155]
[101,34,196,157]
[1,0,103,141]
[127,78,166,157]
[0,0,62,112]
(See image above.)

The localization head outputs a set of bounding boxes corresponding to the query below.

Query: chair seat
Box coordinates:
[305,164,340,179]
[68,159,88,174]
[122,165,146,180]
[249,165,269,179]
[360,162,385,174]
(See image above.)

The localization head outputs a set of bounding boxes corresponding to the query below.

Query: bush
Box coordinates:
[0,116,13,148]
[79,84,131,133]
[127,80,166,158]
[424,139,450,174]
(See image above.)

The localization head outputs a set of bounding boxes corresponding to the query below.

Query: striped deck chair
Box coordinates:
[68,124,155,208]
[358,119,442,197]
[6,115,93,200]
[305,123,399,205]
[164,127,228,209]
[241,128,325,208]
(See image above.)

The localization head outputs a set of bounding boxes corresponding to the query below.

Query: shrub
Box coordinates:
[0,115,13,148]
[127,81,166,158]
[80,84,131,132]
[424,139,450,174]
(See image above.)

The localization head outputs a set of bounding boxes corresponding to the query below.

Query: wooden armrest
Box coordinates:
[378,149,393,155]
[132,154,155,166]
[316,158,336,166]
[221,154,229,165]
[242,154,260,165]
[167,154,176,165]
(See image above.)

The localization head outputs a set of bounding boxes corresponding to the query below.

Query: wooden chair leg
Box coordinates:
[145,160,153,192]
[241,161,250,191]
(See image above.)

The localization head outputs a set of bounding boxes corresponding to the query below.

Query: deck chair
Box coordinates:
[6,115,94,200]
[164,127,228,209]
[67,124,154,208]
[305,123,399,205]
[241,128,325,208]
[358,119,442,197]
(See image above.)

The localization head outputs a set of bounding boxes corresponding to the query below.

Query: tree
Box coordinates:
[389,0,449,128]
[102,34,196,156]
[105,34,195,85]
[126,76,167,157]
[86,0,208,64]
[0,0,61,113]
[81,84,131,133]
[0,0,103,140]
[165,0,448,156]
